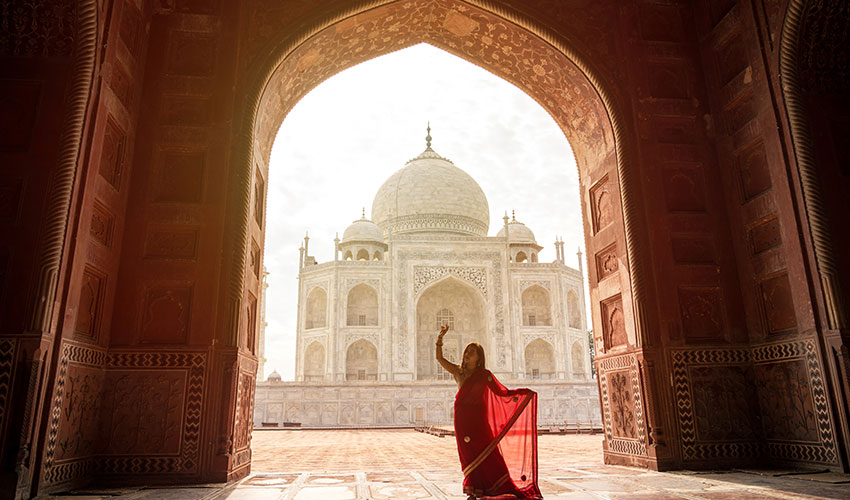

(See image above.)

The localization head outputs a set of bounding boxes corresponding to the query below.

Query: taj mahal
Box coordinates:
[253,131,601,428]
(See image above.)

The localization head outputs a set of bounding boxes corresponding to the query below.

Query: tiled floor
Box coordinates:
[52,430,850,499]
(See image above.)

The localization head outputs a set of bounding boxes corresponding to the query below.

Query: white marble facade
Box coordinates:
[254,137,600,427]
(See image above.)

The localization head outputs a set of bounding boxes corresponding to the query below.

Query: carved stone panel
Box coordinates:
[108,61,133,109]
[607,370,637,439]
[54,364,103,462]
[678,286,724,342]
[155,151,205,203]
[671,237,716,265]
[758,273,797,335]
[90,201,114,247]
[140,287,192,343]
[166,32,217,77]
[737,140,772,201]
[74,267,106,341]
[0,80,41,151]
[100,370,186,455]
[250,239,261,278]
[0,0,74,57]
[748,217,782,255]
[662,166,706,212]
[689,365,759,442]
[160,95,212,126]
[590,176,614,233]
[601,295,627,350]
[753,360,818,443]
[144,225,199,260]
[595,244,618,281]
[99,116,125,191]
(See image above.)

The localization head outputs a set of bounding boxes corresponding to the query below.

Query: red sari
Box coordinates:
[454,369,542,499]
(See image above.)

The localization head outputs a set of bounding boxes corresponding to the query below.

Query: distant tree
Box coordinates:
[587,329,596,378]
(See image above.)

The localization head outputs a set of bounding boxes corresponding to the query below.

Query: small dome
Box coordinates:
[267,370,281,382]
[342,212,384,243]
[496,214,536,243]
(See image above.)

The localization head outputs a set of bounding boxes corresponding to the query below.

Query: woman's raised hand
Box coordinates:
[439,324,449,336]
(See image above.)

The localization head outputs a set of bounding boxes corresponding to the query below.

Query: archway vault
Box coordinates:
[232,0,653,469]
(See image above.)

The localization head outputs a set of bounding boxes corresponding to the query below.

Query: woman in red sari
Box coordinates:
[436,325,543,499]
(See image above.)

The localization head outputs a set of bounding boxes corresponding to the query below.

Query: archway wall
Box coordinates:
[678,0,848,470]
[238,0,750,472]
[5,0,849,496]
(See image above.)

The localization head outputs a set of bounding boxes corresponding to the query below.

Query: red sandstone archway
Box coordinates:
[229,0,655,472]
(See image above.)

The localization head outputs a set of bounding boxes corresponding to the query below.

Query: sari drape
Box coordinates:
[454,369,542,499]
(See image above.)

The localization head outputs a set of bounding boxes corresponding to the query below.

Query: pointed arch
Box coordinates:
[347,283,378,326]
[345,339,378,381]
[522,285,552,326]
[304,341,326,381]
[525,339,555,379]
[305,287,327,329]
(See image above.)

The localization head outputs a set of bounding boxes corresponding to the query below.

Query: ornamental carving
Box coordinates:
[345,279,381,293]
[0,0,75,57]
[519,280,551,292]
[414,266,487,298]
[344,334,380,349]
[399,250,504,368]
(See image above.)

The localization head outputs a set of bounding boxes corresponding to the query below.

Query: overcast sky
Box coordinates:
[262,43,587,381]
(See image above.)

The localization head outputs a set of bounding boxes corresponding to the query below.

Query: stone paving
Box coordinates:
[52,430,849,499]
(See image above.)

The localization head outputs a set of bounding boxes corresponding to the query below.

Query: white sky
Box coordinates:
[262,43,588,381]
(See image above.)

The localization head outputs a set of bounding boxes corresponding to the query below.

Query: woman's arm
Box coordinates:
[435,325,460,376]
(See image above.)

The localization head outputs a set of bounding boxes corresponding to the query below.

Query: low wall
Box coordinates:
[253,379,601,428]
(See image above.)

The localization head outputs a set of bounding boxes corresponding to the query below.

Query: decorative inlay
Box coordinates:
[518,280,551,292]
[598,354,646,457]
[140,287,192,343]
[99,351,207,475]
[413,266,487,298]
[400,250,503,368]
[0,0,75,57]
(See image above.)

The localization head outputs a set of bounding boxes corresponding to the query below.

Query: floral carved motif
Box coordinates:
[414,266,487,298]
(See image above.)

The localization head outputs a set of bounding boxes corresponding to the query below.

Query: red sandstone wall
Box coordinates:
[1,0,848,497]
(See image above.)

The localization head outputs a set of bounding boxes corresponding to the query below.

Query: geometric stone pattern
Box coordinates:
[597,354,647,459]
[413,266,487,299]
[671,339,839,465]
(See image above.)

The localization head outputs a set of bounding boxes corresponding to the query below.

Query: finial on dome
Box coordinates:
[426,122,432,149]
[362,207,366,219]
[512,210,516,222]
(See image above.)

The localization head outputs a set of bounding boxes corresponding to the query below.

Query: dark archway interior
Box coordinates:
[1,0,849,497]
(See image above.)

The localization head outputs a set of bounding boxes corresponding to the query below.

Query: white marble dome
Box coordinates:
[497,218,537,243]
[371,146,490,237]
[342,214,384,243]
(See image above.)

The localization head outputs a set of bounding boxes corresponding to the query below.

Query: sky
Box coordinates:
[262,43,587,381]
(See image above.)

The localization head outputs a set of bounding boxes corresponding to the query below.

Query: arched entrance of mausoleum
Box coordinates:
[239,0,655,474]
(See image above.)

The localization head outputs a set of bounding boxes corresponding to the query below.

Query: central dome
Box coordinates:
[372,144,490,237]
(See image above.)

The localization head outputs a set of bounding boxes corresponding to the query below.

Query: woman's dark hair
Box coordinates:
[465,342,486,370]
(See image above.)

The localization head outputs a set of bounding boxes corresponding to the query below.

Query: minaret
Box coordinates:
[577,247,583,275]
[334,233,340,262]
[298,245,304,269]
[257,267,269,380]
